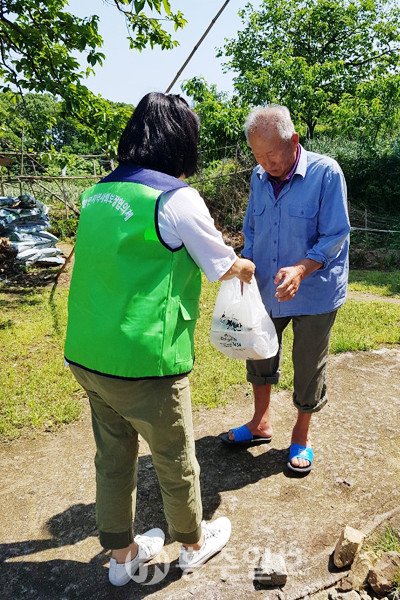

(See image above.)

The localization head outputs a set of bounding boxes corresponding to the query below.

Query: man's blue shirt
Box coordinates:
[242,146,350,317]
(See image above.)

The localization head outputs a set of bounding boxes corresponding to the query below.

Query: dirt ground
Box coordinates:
[1,248,399,599]
[1,346,400,600]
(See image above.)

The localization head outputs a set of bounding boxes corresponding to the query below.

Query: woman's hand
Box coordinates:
[220,257,255,284]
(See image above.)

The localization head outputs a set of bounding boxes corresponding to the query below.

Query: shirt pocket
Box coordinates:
[253,197,266,216]
[288,202,319,242]
[288,203,319,219]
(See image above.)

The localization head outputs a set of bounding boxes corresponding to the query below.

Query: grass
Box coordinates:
[348,269,400,296]
[0,281,82,440]
[372,524,400,555]
[0,269,399,440]
[331,300,400,352]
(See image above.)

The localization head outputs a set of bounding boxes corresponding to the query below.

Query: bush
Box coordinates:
[49,215,79,241]
[304,135,400,216]
[188,152,254,233]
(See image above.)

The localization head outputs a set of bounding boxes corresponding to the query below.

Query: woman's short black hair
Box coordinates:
[117,92,200,178]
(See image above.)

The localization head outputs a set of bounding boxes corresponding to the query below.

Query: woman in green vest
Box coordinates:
[64,92,255,586]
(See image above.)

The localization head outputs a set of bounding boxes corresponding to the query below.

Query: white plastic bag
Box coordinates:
[210,278,279,360]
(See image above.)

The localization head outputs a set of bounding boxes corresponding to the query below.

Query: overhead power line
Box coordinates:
[165,0,231,94]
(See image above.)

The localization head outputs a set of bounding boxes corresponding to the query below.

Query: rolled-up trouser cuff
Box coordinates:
[99,528,133,550]
[292,389,328,414]
[247,370,280,386]
[169,524,202,545]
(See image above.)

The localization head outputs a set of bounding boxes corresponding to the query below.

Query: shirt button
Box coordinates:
[274,222,278,226]
[274,240,277,244]
[273,258,276,262]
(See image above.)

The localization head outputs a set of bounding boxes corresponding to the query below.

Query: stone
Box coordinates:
[358,592,372,600]
[336,576,354,592]
[311,592,331,600]
[349,550,378,590]
[336,592,361,600]
[255,550,288,586]
[368,550,400,595]
[333,526,365,568]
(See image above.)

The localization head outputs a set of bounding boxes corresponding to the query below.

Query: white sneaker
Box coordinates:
[109,527,165,586]
[179,517,231,573]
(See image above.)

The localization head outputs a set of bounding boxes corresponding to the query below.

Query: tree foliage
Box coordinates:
[0,91,134,155]
[182,77,250,159]
[221,0,400,138]
[0,0,185,95]
[0,0,186,154]
[329,74,400,144]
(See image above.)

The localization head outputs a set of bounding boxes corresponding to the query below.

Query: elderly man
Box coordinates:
[219,105,350,474]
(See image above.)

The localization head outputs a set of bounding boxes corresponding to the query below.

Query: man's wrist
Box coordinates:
[295,259,322,279]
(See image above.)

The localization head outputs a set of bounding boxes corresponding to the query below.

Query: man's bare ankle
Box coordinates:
[248,421,273,435]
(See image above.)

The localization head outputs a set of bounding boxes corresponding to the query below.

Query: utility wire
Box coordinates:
[165,0,231,94]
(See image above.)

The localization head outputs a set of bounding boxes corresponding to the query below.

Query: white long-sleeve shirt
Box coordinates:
[158,186,237,282]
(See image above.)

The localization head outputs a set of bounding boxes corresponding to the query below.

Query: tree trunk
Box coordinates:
[307,121,315,139]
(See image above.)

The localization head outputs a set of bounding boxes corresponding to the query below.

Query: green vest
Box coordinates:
[64,166,201,379]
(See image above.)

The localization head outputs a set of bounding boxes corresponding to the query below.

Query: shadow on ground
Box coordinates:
[0,438,289,600]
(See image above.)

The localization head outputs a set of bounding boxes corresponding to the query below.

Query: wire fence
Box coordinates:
[0,145,255,234]
[1,146,400,256]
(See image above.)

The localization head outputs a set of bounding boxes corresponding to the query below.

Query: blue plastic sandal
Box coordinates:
[287,443,313,473]
[218,424,272,446]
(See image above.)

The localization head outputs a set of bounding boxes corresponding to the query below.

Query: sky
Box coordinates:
[66,0,261,105]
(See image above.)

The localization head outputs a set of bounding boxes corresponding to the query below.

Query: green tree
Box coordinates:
[0,91,135,157]
[221,0,400,138]
[329,73,400,145]
[0,92,62,152]
[0,0,185,96]
[0,0,186,154]
[182,76,249,159]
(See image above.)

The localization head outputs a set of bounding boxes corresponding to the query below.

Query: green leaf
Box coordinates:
[162,0,171,16]
[134,0,146,14]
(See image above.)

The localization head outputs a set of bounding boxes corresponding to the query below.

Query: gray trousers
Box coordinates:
[246,311,337,413]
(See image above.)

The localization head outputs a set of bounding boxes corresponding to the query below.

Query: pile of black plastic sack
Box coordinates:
[0,194,65,266]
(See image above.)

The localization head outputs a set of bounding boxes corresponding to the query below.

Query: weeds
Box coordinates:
[0,284,82,440]
[372,524,400,556]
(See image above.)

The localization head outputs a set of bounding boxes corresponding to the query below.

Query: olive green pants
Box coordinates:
[247,311,338,413]
[69,365,202,549]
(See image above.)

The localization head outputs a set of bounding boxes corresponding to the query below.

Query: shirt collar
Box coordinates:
[295,144,307,178]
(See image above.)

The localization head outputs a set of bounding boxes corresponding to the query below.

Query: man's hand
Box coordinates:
[220,257,255,284]
[274,265,304,301]
[275,259,322,302]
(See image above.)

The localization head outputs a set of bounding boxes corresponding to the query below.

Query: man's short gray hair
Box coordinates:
[244,105,295,143]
